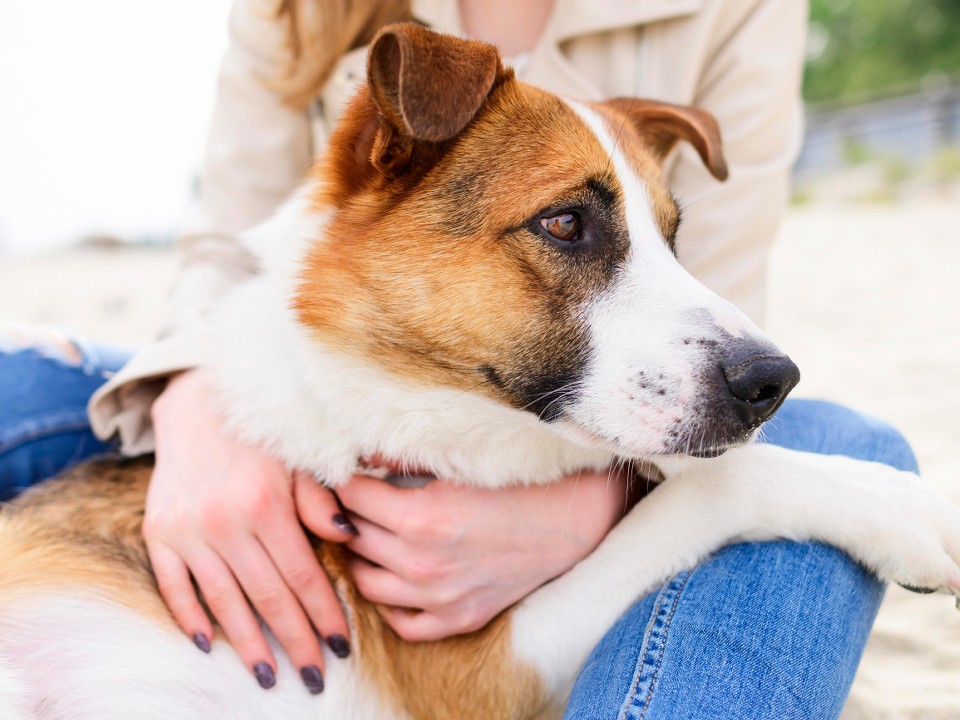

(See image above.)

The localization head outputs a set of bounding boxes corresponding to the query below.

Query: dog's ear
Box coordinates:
[603,98,728,181]
[365,23,501,174]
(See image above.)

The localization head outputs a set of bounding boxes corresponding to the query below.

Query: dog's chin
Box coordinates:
[554,416,759,461]
[685,446,729,459]
[553,420,626,455]
[670,427,762,459]
[556,419,718,460]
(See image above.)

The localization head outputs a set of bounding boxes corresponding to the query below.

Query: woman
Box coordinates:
[1,1,918,717]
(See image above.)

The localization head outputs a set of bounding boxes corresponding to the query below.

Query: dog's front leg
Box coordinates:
[509,443,960,703]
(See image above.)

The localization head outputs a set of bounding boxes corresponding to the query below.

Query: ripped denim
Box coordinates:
[0,332,131,500]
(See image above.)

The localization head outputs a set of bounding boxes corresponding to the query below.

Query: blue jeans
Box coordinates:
[0,343,917,718]
[0,335,132,500]
[565,399,918,720]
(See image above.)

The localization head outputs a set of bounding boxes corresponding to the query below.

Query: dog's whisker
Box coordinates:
[443,377,493,405]
[675,186,725,214]
[517,381,585,417]
[603,96,639,178]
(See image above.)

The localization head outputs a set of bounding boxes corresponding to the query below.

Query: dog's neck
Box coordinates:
[207,194,614,488]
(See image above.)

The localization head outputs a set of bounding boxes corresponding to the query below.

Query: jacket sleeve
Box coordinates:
[88,0,314,453]
[667,0,807,327]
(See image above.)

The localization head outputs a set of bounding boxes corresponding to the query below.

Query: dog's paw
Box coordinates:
[844,469,960,603]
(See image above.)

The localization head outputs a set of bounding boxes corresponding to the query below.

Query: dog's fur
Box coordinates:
[1,25,959,720]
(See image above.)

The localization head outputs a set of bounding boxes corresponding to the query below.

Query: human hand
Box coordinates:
[338,466,631,641]
[144,368,355,693]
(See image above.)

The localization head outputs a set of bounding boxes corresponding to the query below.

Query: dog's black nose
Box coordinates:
[721,352,800,428]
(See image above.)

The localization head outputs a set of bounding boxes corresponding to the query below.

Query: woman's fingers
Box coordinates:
[147,540,213,652]
[352,559,486,641]
[293,470,358,541]
[218,534,328,691]
[341,514,409,573]
[258,505,352,658]
[336,474,415,530]
[348,556,433,609]
[183,545,279,688]
[378,605,472,643]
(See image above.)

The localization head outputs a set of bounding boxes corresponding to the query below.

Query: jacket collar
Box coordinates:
[413,0,702,43]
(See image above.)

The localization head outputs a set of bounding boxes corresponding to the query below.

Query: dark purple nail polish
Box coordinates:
[192,632,211,653]
[327,634,350,659]
[332,513,358,535]
[300,665,325,694]
[253,662,276,690]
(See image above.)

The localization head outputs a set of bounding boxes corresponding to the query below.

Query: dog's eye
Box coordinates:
[540,213,581,243]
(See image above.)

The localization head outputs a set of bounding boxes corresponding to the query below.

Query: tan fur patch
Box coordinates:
[321,544,550,720]
[0,458,171,620]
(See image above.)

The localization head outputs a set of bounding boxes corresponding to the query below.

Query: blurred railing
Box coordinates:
[795,83,960,181]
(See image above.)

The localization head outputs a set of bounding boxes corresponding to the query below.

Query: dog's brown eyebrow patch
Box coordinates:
[587,101,681,251]
[586,178,617,211]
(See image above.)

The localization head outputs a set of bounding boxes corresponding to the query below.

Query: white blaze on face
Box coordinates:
[557,100,763,457]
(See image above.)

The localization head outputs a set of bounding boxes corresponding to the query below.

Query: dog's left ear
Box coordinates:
[365,23,502,174]
[603,98,729,181]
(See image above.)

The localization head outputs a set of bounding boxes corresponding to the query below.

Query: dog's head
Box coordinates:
[294,23,798,459]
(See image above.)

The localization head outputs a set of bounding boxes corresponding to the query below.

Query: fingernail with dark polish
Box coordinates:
[300,665,325,694]
[253,662,276,690]
[332,513,358,535]
[327,634,350,658]
[192,632,211,653]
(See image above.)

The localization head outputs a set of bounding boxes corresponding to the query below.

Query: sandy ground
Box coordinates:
[1,200,958,717]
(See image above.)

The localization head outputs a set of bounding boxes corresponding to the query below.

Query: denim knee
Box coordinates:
[762,398,919,474]
[574,539,884,720]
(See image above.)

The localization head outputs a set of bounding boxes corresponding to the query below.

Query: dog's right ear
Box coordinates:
[364,23,502,176]
[602,98,729,182]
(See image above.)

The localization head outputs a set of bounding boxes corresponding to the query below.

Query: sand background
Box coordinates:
[1,198,959,717]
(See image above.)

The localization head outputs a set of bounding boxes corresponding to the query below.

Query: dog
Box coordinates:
[1,24,958,720]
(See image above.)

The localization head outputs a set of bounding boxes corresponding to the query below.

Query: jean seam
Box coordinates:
[619,569,694,720]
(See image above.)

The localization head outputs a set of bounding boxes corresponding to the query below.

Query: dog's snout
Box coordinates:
[721,353,800,428]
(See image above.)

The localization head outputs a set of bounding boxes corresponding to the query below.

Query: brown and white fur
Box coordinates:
[1,25,959,720]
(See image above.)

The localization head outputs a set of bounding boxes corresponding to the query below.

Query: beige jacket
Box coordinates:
[90,0,807,454]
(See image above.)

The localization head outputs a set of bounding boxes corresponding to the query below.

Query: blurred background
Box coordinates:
[1,1,959,718]
[0,0,232,258]
[798,0,960,202]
